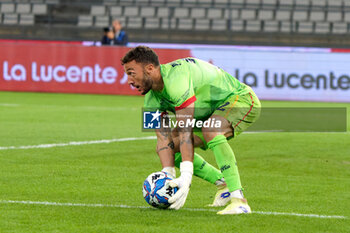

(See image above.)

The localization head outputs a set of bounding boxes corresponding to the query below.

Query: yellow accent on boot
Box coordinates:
[207,184,231,207]
[217,198,252,215]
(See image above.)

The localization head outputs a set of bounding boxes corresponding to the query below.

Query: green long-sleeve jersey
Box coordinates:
[144,57,250,120]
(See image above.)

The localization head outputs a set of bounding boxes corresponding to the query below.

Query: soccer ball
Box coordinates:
[142,171,178,209]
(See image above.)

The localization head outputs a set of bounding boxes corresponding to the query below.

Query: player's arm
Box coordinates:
[175,102,195,163]
[144,93,176,175]
[168,102,195,210]
[155,113,175,176]
[164,64,196,209]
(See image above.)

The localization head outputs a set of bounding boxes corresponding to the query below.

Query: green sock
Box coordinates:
[174,152,223,184]
[207,135,242,192]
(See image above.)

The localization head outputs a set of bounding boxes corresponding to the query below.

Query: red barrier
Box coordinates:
[0,42,191,95]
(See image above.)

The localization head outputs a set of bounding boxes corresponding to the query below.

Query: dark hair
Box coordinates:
[121,46,160,66]
[103,26,113,32]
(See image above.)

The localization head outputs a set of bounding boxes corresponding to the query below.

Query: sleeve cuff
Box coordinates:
[175,95,196,111]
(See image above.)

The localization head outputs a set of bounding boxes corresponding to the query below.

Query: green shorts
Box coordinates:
[194,88,261,150]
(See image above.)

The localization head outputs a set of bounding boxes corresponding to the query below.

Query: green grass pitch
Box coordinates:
[0,91,349,233]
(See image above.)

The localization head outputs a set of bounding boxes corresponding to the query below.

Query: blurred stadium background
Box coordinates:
[0,0,350,46]
[0,1,349,233]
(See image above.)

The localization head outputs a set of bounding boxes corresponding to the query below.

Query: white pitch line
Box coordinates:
[0,136,157,151]
[0,103,20,107]
[252,211,347,219]
[1,131,349,151]
[0,200,346,219]
[33,105,139,111]
[0,103,138,110]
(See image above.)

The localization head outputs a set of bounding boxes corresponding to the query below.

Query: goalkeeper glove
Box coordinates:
[162,166,176,178]
[168,161,193,210]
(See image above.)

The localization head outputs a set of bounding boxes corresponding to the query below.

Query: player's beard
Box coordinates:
[141,70,153,95]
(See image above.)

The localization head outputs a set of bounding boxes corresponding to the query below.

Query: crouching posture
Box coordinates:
[122,46,261,214]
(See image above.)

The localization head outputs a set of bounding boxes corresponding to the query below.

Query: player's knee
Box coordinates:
[202,129,218,143]
[202,116,233,143]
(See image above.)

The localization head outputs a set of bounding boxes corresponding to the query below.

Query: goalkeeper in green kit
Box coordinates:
[122,46,261,215]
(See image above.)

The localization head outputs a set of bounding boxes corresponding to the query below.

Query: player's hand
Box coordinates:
[168,177,191,210]
[168,161,193,210]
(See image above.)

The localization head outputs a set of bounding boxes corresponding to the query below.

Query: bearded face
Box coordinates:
[141,69,153,95]
[124,60,154,95]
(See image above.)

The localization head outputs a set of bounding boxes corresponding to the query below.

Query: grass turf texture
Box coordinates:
[0,91,349,233]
